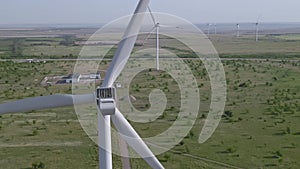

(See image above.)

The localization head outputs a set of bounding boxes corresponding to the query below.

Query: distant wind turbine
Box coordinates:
[207,23,212,37]
[214,23,217,35]
[236,24,240,38]
[255,22,259,41]
[207,23,211,37]
[255,15,262,41]
[141,6,174,71]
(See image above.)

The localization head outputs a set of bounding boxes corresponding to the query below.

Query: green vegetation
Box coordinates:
[273,34,300,41]
[0,59,299,168]
[1,31,300,59]
[208,35,300,58]
[0,35,81,59]
[0,27,299,168]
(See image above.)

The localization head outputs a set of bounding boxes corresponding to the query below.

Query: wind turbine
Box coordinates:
[0,0,164,169]
[214,23,217,35]
[255,15,262,41]
[146,22,161,71]
[236,23,240,38]
[207,23,212,37]
[255,22,259,41]
[139,7,167,71]
[139,6,175,71]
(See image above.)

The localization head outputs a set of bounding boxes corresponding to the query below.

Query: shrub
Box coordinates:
[31,162,45,169]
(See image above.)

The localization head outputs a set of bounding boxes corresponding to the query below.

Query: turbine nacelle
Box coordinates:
[97,87,117,116]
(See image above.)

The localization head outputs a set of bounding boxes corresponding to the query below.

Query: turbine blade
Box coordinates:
[147,6,156,26]
[111,108,164,169]
[0,94,94,115]
[102,0,150,87]
[140,26,156,46]
[159,24,174,28]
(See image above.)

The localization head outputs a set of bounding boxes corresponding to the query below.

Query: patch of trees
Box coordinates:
[30,162,45,169]
[59,35,76,46]
[11,38,24,57]
[223,110,233,118]
[30,43,51,46]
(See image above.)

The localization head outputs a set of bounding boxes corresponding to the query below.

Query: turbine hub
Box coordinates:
[96,87,116,115]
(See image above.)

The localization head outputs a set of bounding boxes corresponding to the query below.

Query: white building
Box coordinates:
[64,73,81,83]
[89,72,101,79]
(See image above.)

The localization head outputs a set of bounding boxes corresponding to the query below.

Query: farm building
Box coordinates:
[89,72,101,79]
[63,73,81,83]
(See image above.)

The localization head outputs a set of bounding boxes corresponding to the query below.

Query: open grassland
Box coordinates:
[0,28,300,59]
[273,34,300,41]
[0,26,299,169]
[0,35,82,59]
[0,60,299,169]
[209,35,300,57]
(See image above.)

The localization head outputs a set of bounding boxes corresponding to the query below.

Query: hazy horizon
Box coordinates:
[1,0,300,25]
[1,22,300,29]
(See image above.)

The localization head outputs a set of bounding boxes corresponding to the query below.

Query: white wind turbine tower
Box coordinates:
[236,24,240,37]
[155,22,160,70]
[141,7,173,71]
[207,23,212,37]
[214,23,217,35]
[255,15,262,42]
[255,22,259,41]
[0,0,164,169]
[148,6,161,71]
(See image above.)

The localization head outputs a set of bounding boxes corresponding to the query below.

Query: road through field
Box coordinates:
[0,141,82,148]
[0,58,299,63]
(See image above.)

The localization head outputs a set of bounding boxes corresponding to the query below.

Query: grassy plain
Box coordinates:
[210,35,300,57]
[0,28,300,59]
[0,27,299,168]
[0,59,299,169]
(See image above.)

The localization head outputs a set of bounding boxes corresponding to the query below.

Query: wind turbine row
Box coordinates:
[0,0,164,169]
[206,19,261,41]
[235,20,261,41]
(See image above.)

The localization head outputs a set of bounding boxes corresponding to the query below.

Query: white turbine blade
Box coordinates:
[257,14,262,23]
[111,108,164,169]
[147,6,156,26]
[158,24,174,28]
[140,26,157,46]
[102,0,150,87]
[0,94,94,115]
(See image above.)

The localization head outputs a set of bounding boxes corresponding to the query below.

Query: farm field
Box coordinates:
[0,24,300,169]
[0,59,299,169]
[0,27,300,59]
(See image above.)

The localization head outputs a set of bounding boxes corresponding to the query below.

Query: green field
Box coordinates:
[210,35,300,58]
[0,59,299,169]
[273,34,300,41]
[0,36,81,59]
[0,32,300,59]
[0,27,299,169]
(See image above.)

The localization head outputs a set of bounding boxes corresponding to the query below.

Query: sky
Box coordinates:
[0,0,300,25]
